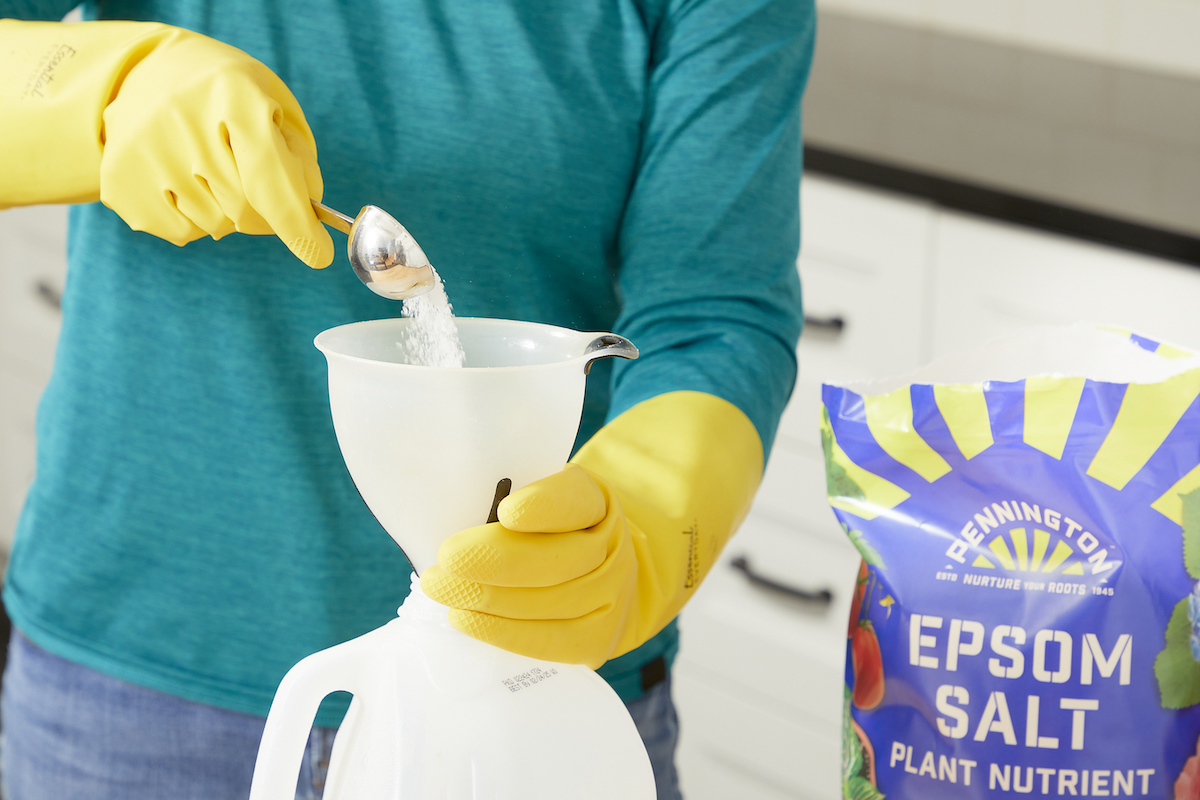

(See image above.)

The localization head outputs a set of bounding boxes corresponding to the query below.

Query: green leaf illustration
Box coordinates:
[846,776,886,800]
[847,526,887,570]
[822,407,865,502]
[1180,489,1200,579]
[1154,597,1200,709]
[841,687,885,800]
[842,689,863,798]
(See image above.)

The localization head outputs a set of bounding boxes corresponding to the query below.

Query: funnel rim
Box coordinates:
[314,316,615,372]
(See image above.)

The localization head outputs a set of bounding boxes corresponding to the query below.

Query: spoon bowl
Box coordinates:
[312,201,436,300]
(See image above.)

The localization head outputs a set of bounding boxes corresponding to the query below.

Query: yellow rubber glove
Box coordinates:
[0,19,333,267]
[421,390,764,669]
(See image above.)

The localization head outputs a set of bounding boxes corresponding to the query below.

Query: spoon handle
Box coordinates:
[311,200,355,235]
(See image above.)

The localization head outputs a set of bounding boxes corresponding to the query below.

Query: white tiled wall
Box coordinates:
[819,0,1200,80]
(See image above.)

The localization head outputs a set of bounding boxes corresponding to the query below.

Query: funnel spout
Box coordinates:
[583,334,639,374]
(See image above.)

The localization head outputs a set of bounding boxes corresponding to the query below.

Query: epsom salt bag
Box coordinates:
[822,325,1200,800]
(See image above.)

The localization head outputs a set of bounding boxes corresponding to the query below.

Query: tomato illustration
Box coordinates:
[847,560,868,639]
[1177,736,1200,799]
[851,621,885,710]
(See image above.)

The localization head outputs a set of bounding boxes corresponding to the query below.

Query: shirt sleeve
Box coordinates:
[1,0,82,20]
[608,0,815,460]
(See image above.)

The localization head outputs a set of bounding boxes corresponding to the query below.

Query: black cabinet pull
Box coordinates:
[35,280,62,311]
[730,555,833,605]
[803,315,845,333]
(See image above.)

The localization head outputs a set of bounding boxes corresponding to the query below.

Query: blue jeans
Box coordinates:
[1,630,682,799]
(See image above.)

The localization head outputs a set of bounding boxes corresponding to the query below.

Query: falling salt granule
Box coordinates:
[398,270,466,368]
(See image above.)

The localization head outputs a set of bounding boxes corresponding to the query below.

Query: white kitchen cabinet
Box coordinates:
[0,372,44,562]
[676,175,936,800]
[0,205,67,378]
[776,175,936,454]
[0,205,67,559]
[929,210,1200,356]
[674,670,845,800]
[673,174,1200,800]
[676,514,860,800]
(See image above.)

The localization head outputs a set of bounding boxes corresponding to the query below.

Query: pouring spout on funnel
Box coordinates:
[582,334,638,374]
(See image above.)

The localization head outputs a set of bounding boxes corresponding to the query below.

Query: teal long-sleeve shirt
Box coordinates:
[2,0,813,724]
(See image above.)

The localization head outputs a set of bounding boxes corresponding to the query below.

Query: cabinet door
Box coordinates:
[777,176,935,456]
[0,205,68,556]
[0,371,43,557]
[929,210,1200,356]
[675,176,934,799]
[675,671,844,800]
[675,516,860,800]
[0,205,67,377]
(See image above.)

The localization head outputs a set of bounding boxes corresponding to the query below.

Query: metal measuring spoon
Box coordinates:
[312,200,436,300]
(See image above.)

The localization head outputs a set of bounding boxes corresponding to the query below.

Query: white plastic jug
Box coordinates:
[247,317,655,800]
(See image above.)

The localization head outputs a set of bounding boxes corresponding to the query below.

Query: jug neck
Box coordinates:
[397,573,452,625]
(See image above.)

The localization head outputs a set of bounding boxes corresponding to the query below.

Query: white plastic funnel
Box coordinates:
[314,317,637,572]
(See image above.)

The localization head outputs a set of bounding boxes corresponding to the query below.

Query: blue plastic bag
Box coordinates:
[823,326,1200,799]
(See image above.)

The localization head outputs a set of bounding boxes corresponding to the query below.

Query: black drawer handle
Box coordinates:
[35,280,62,311]
[730,555,833,605]
[803,315,845,333]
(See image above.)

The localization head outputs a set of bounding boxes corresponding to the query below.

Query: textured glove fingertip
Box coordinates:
[448,608,502,647]
[287,230,334,269]
[422,570,484,611]
[441,542,502,583]
[418,567,448,605]
[498,467,608,533]
[494,494,535,531]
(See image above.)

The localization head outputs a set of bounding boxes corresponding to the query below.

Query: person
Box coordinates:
[0,1,814,798]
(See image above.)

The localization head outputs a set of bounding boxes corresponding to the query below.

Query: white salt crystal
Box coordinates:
[398,270,465,368]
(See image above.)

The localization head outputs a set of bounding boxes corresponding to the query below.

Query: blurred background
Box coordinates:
[673,3,1200,798]
[1,2,1199,798]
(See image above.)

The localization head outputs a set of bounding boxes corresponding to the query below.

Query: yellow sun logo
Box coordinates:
[972,527,1085,575]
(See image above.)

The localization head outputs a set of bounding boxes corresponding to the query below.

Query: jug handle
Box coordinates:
[583,334,638,374]
[248,641,361,800]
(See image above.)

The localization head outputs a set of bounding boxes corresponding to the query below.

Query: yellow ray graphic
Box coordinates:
[1024,376,1085,460]
[1087,369,1200,490]
[1010,527,1029,570]
[864,387,952,482]
[1030,528,1050,571]
[934,384,994,459]
[1151,462,1200,525]
[1042,540,1074,573]
[1101,326,1192,359]
[822,415,911,521]
[971,527,1101,576]
[988,537,1016,570]
[1156,343,1193,360]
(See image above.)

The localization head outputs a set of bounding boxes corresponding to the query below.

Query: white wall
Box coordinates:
[818,0,1200,80]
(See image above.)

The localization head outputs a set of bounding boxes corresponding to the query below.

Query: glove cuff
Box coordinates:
[572,390,763,655]
[0,20,172,207]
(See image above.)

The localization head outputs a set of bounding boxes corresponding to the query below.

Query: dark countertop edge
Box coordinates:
[804,145,1200,268]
